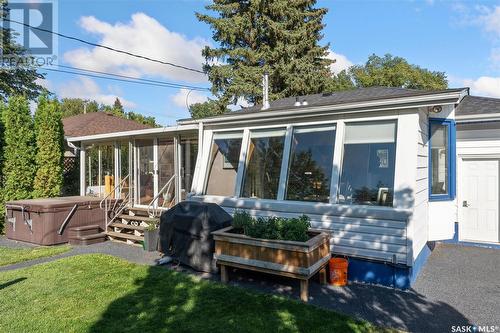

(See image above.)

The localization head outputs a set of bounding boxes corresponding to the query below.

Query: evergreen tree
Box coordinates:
[112,98,125,116]
[197,0,333,108]
[33,95,64,198]
[2,95,36,201]
[0,101,5,232]
[189,100,229,119]
[0,1,46,100]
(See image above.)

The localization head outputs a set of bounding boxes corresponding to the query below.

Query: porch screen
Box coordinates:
[285,125,336,202]
[338,121,397,206]
[242,129,286,199]
[205,132,243,196]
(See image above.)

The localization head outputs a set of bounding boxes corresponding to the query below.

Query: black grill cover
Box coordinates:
[159,201,232,273]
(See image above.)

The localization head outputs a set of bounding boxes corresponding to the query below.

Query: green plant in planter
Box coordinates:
[231,211,311,242]
[145,221,159,231]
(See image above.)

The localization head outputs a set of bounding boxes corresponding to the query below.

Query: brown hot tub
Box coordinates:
[5,196,105,245]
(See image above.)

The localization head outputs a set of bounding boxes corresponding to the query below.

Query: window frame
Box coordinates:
[428,118,456,201]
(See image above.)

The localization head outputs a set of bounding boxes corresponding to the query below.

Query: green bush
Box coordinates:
[231,211,311,242]
[33,95,64,198]
[0,101,5,233]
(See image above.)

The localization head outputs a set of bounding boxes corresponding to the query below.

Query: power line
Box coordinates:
[48,64,209,91]
[3,17,207,75]
[40,67,210,91]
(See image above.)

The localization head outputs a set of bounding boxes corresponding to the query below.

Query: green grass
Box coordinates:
[0,254,394,333]
[0,245,71,266]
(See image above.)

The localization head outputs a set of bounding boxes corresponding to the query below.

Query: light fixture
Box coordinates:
[429,105,442,113]
[294,96,301,107]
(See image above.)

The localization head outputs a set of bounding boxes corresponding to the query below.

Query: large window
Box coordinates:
[285,125,336,202]
[205,132,243,196]
[338,121,397,206]
[429,119,455,200]
[242,129,286,199]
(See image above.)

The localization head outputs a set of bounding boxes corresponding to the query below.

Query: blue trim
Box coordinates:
[429,118,456,201]
[340,245,432,289]
[442,222,500,249]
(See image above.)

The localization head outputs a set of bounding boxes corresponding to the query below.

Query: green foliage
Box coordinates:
[33,95,64,198]
[2,95,36,201]
[232,211,311,242]
[189,100,229,119]
[127,111,159,127]
[197,0,333,106]
[60,98,99,117]
[0,1,46,101]
[348,54,448,90]
[0,101,5,233]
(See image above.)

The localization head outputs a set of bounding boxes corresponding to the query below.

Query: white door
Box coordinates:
[461,159,500,243]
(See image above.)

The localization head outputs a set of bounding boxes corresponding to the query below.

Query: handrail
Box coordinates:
[147,174,176,218]
[99,174,131,228]
[99,174,130,209]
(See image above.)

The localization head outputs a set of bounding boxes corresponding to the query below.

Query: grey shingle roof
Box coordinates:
[238,87,465,114]
[455,95,500,116]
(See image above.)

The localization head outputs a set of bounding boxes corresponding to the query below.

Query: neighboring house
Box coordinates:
[62,112,152,195]
[66,86,500,289]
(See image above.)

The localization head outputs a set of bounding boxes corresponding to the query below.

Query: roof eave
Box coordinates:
[179,90,466,125]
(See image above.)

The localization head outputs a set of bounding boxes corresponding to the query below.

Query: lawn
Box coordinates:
[0,245,71,266]
[0,254,393,333]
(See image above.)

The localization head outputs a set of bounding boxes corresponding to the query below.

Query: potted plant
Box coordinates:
[212,211,331,302]
[143,221,159,252]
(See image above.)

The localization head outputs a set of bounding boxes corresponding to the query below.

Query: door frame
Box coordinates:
[458,155,500,244]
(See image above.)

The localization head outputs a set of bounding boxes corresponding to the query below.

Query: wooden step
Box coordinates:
[69,232,107,245]
[118,214,159,223]
[106,231,144,242]
[125,206,165,217]
[109,222,145,231]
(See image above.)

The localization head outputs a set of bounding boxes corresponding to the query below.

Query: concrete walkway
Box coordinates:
[1,238,498,332]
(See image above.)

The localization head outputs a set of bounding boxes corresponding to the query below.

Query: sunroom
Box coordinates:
[182,87,466,288]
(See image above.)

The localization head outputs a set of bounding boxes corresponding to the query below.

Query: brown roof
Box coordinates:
[63,112,152,138]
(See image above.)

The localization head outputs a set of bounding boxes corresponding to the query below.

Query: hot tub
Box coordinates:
[5,196,105,245]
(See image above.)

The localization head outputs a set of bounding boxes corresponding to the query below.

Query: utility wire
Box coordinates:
[45,64,209,91]
[40,67,210,91]
[3,17,206,75]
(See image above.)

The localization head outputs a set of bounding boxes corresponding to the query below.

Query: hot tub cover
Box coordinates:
[159,201,232,273]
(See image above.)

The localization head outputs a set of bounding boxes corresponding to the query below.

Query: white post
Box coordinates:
[80,144,86,196]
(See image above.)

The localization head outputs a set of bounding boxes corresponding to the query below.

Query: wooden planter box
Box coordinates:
[212,226,331,302]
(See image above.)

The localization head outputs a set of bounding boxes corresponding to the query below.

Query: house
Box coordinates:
[61,112,152,195]
[66,86,500,289]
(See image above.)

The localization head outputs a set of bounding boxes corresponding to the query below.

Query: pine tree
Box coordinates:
[197,0,333,108]
[112,98,125,116]
[2,95,36,201]
[33,95,64,198]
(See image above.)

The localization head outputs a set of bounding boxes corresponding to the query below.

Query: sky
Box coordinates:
[23,0,500,125]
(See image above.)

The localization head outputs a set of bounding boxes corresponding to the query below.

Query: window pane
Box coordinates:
[205,132,243,196]
[242,129,286,199]
[339,121,397,206]
[85,145,99,196]
[181,137,198,200]
[286,125,336,202]
[430,123,448,195]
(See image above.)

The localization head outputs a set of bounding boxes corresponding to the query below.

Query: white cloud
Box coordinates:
[326,50,353,75]
[463,76,500,98]
[63,13,209,83]
[56,76,136,108]
[171,88,209,108]
[476,5,500,37]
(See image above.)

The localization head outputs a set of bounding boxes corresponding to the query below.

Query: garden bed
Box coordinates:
[212,226,331,302]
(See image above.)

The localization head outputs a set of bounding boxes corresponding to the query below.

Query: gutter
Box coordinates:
[178,91,466,125]
[67,124,199,143]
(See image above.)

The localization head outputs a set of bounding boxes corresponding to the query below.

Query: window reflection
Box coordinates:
[286,125,336,202]
[205,132,243,196]
[242,129,286,199]
[338,121,397,206]
[430,123,448,195]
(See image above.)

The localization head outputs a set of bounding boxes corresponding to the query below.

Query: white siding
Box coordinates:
[411,108,429,260]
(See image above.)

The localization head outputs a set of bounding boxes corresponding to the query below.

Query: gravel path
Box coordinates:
[1,237,498,332]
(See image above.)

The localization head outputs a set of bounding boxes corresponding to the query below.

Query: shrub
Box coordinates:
[2,95,36,202]
[33,95,64,198]
[231,211,311,242]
